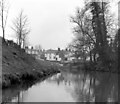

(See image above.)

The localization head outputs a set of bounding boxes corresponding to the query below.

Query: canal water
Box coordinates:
[2,70,118,102]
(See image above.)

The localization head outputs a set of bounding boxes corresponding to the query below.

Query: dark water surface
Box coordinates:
[2,70,118,102]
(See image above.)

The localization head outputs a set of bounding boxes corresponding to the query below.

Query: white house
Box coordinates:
[45,49,62,61]
[45,49,75,62]
[25,48,39,55]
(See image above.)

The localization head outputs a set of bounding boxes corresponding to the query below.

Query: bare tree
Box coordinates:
[70,7,96,62]
[70,0,117,68]
[0,0,9,40]
[11,10,30,48]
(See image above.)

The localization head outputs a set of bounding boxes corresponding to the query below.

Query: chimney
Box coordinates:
[58,48,60,51]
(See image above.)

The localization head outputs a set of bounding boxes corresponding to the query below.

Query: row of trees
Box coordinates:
[0,0,30,48]
[70,0,119,70]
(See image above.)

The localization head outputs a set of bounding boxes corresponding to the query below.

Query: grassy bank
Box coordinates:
[1,38,61,88]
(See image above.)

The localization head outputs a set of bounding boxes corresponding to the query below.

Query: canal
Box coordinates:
[2,70,118,102]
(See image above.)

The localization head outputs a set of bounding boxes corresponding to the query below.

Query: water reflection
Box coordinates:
[2,70,118,103]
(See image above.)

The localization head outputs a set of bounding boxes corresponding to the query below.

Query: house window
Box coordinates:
[49,55,51,59]
[65,58,67,61]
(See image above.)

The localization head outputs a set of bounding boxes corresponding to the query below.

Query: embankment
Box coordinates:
[1,38,61,88]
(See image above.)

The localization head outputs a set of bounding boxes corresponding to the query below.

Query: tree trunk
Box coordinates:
[91,2,110,68]
[93,53,96,63]
[2,28,5,40]
[2,7,5,39]
[90,51,92,62]
[118,29,120,72]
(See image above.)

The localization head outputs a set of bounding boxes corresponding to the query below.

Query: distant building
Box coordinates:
[45,48,75,62]
[25,48,39,55]
[25,46,75,61]
[25,47,41,59]
[45,49,61,61]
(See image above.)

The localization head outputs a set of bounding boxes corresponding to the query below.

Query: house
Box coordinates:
[25,48,39,55]
[64,51,75,62]
[25,46,41,59]
[45,49,61,61]
[45,48,75,62]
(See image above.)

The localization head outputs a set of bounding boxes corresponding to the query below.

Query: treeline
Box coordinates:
[70,1,119,72]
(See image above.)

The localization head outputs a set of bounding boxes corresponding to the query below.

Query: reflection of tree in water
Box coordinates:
[71,72,95,102]
[46,73,65,86]
[3,71,118,103]
[46,72,75,86]
[70,70,118,102]
[48,71,118,102]
[2,87,24,103]
[93,72,118,102]
[2,81,37,102]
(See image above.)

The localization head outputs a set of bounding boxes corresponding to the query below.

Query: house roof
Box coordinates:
[45,49,57,54]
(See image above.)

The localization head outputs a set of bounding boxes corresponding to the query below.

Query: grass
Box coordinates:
[1,38,61,88]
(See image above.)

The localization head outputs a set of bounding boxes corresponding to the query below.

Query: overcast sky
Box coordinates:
[0,0,119,50]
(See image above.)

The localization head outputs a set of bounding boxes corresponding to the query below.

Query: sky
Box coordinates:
[0,0,119,50]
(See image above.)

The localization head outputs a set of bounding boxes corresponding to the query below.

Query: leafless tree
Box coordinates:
[11,10,30,48]
[0,0,9,40]
[70,7,96,61]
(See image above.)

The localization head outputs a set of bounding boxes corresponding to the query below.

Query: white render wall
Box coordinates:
[45,53,56,61]
[56,55,61,61]
[45,53,61,61]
